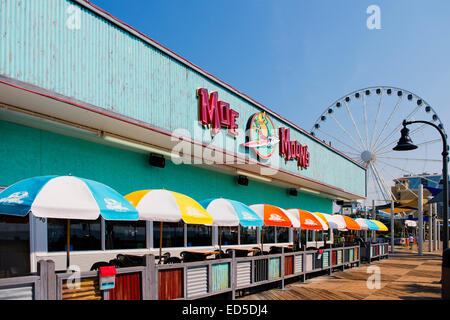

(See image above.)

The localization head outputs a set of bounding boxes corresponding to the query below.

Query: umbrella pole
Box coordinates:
[261,227,264,254]
[159,222,163,264]
[66,219,71,270]
[219,227,222,255]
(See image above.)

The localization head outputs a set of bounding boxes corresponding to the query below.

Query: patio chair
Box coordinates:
[180,251,207,262]
[214,250,230,259]
[115,254,145,267]
[164,256,182,264]
[269,246,281,254]
[90,261,112,271]
[251,247,263,256]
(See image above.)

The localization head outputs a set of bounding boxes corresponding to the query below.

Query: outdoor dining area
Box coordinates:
[0,175,390,300]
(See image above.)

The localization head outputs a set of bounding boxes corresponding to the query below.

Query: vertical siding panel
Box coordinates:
[158,269,183,300]
[212,263,229,292]
[108,273,141,300]
[294,254,303,273]
[284,256,293,276]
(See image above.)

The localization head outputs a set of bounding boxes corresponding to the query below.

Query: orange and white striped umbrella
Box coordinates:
[329,214,361,231]
[249,204,293,227]
[286,209,328,230]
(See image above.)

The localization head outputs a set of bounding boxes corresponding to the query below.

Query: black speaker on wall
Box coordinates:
[149,153,165,168]
[237,175,248,186]
[288,188,298,196]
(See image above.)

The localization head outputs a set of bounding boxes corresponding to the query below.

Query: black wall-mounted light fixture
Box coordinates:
[237,175,248,186]
[149,153,165,168]
[288,188,298,196]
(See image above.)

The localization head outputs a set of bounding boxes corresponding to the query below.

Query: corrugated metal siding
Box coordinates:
[268,258,280,280]
[211,263,229,292]
[0,285,34,300]
[253,259,268,283]
[284,256,294,276]
[305,254,314,272]
[372,245,377,257]
[62,277,101,300]
[294,254,303,273]
[158,269,183,300]
[332,251,337,265]
[236,262,251,287]
[109,273,141,300]
[187,266,208,298]
[0,0,366,197]
[337,250,343,265]
[323,251,329,268]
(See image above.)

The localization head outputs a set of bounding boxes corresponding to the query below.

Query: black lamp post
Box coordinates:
[393,119,449,251]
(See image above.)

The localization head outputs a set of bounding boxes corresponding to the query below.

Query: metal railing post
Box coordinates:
[230,250,236,300]
[46,260,56,300]
[37,260,47,300]
[144,254,156,300]
[280,247,285,290]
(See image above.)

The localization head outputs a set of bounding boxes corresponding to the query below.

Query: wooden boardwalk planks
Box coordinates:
[238,247,442,300]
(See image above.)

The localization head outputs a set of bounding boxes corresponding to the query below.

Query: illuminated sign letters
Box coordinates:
[279,127,310,169]
[197,88,239,136]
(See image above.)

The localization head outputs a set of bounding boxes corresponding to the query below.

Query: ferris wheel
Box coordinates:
[310,86,446,208]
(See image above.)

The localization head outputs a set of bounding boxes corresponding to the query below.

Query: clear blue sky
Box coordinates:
[89,0,450,205]
[90,0,450,131]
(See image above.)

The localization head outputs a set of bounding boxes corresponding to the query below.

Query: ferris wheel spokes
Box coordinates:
[373,121,429,155]
[316,128,363,154]
[369,92,385,151]
[372,103,423,154]
[371,95,403,152]
[344,100,367,150]
[377,159,440,186]
[363,94,370,148]
[376,161,419,200]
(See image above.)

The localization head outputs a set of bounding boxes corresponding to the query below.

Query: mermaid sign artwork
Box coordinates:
[244,112,279,159]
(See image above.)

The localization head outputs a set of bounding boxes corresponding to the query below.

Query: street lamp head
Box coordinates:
[393,122,418,151]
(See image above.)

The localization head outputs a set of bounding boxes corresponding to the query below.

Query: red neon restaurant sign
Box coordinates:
[279,127,310,169]
[197,88,239,136]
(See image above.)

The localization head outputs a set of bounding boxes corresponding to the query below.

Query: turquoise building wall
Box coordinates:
[0,0,366,197]
[0,120,333,213]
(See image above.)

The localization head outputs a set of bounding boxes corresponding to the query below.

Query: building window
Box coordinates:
[220,226,238,246]
[262,226,275,243]
[307,230,315,242]
[276,227,289,243]
[105,221,146,250]
[187,225,212,247]
[47,218,101,252]
[324,230,331,242]
[240,226,257,244]
[0,215,30,278]
[316,231,323,241]
[153,221,184,248]
[300,230,306,246]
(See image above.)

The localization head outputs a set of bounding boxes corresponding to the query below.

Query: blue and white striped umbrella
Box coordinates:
[0,175,138,220]
[199,198,263,227]
[355,218,380,231]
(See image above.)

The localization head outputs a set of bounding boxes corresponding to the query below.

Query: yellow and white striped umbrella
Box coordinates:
[125,189,213,225]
